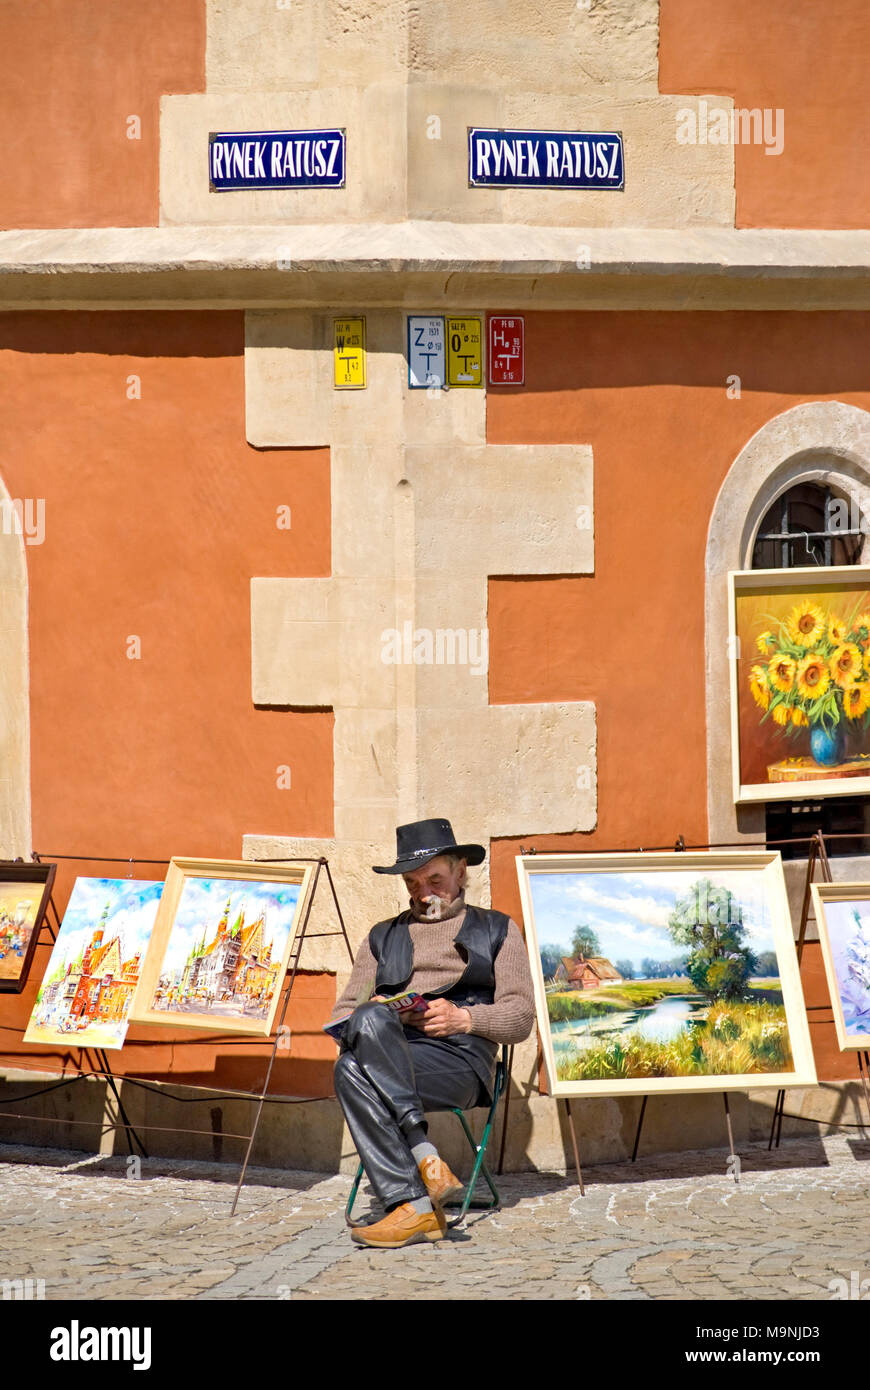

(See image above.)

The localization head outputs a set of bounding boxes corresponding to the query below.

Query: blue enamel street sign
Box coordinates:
[468,128,623,190]
[209,128,346,191]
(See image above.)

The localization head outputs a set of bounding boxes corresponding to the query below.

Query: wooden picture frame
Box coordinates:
[809,881,870,1052]
[729,565,870,803]
[516,850,816,1099]
[23,877,164,1049]
[129,857,315,1037]
[0,861,56,994]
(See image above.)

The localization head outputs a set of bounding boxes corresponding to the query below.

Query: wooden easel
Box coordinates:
[630,1092,740,1180]
[230,856,353,1213]
[0,866,150,1158]
[0,852,354,1211]
[769,828,870,1147]
[530,835,792,1192]
[767,831,825,1148]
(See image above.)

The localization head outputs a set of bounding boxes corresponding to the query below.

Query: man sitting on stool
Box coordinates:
[329,817,535,1249]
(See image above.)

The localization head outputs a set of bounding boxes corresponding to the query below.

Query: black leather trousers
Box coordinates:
[334,1001,484,1211]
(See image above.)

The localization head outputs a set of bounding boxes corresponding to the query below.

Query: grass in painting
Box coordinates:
[556,1000,793,1080]
[546,980,690,1022]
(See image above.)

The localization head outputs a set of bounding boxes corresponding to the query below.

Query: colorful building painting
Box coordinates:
[554,957,624,991]
[23,880,163,1050]
[169,897,278,1016]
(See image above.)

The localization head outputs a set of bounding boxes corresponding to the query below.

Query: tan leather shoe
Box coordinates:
[418,1155,464,1208]
[351,1202,445,1248]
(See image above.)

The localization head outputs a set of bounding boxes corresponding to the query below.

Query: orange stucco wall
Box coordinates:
[486,308,870,1081]
[0,0,205,228]
[660,0,870,228]
[0,310,336,1092]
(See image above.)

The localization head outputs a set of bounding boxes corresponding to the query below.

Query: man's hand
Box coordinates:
[402,998,472,1038]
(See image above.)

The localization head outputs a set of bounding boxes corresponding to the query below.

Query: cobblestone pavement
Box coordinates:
[1,1134,869,1301]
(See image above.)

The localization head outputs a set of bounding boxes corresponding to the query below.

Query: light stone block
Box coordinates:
[207,0,408,93]
[406,85,500,223]
[330,447,403,580]
[418,703,597,837]
[245,311,332,449]
[413,574,489,712]
[495,95,734,229]
[332,708,399,846]
[408,0,660,94]
[406,87,734,228]
[245,311,406,456]
[160,88,405,226]
[207,0,321,92]
[251,577,398,710]
[401,368,486,446]
[251,577,337,708]
[407,443,594,575]
[0,537,34,856]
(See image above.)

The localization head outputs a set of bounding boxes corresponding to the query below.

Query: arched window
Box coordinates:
[753,481,868,856]
[705,401,870,852]
[752,481,863,569]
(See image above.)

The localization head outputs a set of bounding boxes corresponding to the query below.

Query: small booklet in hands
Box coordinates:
[323,990,428,1041]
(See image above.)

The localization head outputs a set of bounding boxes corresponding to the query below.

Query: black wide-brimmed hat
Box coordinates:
[372,818,486,875]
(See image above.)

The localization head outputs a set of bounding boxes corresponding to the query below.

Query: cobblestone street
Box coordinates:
[1,1133,868,1302]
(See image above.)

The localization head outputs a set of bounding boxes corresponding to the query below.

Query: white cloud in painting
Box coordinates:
[160,876,301,974]
[528,868,775,962]
[45,878,164,976]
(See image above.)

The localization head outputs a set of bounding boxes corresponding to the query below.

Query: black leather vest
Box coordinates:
[368,904,510,1100]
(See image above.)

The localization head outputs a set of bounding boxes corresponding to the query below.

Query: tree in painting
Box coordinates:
[539,943,563,979]
[667,878,758,1002]
[571,924,600,959]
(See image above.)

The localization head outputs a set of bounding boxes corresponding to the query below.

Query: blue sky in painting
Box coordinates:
[160,877,301,974]
[45,878,164,975]
[528,870,777,970]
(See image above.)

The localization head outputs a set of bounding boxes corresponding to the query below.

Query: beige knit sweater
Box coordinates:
[329,895,536,1044]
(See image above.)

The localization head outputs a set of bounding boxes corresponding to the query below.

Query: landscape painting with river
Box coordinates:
[517,852,816,1098]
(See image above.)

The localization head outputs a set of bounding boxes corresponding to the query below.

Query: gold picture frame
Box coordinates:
[729,565,870,803]
[129,857,315,1037]
[517,849,816,1099]
[810,881,870,1052]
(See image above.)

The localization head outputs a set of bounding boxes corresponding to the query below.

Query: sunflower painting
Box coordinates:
[730,567,870,802]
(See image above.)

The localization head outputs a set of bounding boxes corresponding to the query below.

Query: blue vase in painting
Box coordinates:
[810,723,845,768]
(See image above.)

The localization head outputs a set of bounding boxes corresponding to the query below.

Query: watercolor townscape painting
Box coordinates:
[517,852,816,1098]
[130,859,314,1037]
[810,883,870,1051]
[730,567,870,802]
[23,878,164,1049]
[0,864,56,993]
